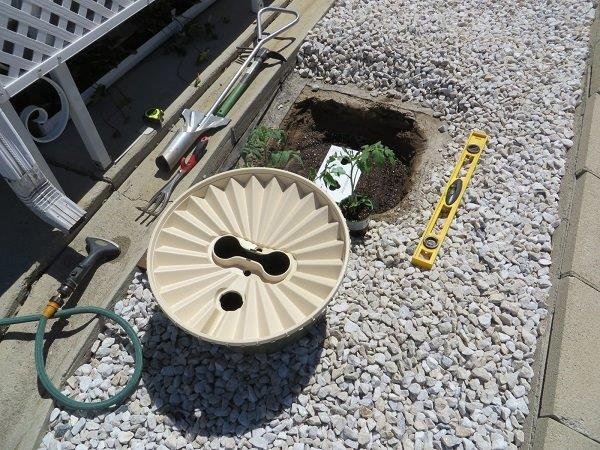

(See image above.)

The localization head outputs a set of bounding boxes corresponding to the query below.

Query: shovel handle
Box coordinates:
[216,83,248,117]
[256,7,300,41]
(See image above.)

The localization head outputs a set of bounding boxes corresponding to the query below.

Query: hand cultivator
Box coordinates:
[137,7,299,223]
[137,136,208,225]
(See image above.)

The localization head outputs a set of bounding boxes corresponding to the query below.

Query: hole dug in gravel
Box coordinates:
[281,87,431,215]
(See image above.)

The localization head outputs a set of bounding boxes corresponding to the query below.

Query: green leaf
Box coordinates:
[362,141,396,167]
[357,141,396,173]
[196,49,211,65]
[268,149,300,168]
[356,150,372,173]
[340,193,374,218]
[330,166,346,176]
[321,172,341,190]
[243,126,290,167]
[356,194,374,210]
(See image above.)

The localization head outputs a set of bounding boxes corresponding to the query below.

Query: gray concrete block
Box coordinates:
[590,7,600,96]
[540,276,600,441]
[559,100,586,219]
[591,41,600,95]
[533,418,600,450]
[561,172,600,288]
[549,218,569,282]
[548,99,582,276]
[576,93,600,179]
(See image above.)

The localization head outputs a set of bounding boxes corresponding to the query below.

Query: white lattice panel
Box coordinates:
[0,0,154,99]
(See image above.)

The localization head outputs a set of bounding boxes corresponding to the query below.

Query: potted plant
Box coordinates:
[242,125,302,168]
[316,142,396,236]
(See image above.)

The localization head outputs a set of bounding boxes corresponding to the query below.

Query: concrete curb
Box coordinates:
[527,6,600,449]
[0,1,335,448]
[533,418,600,450]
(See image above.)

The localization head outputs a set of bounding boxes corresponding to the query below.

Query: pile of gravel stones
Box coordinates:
[41,0,595,449]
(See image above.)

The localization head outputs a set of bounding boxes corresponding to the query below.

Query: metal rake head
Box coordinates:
[235,46,253,63]
[136,190,168,225]
[136,154,194,226]
[136,172,182,225]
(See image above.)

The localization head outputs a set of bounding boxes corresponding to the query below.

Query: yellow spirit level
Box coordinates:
[412,130,489,270]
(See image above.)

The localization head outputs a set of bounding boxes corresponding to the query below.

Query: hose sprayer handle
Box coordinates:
[58,237,120,298]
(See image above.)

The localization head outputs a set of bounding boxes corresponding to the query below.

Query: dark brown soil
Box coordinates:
[339,198,372,221]
[279,91,426,215]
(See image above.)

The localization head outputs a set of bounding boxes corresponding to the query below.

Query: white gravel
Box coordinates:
[41,0,595,449]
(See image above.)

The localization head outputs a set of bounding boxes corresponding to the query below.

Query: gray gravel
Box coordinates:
[40,0,595,448]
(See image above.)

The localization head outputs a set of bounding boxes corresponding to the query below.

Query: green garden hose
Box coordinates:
[0,306,143,411]
[0,237,143,412]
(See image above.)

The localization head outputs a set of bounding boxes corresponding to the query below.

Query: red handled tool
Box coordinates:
[137,137,208,224]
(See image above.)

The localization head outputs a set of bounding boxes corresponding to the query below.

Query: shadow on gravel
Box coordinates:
[141,309,326,438]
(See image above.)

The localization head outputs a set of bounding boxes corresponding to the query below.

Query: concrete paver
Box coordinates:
[591,38,600,95]
[540,276,600,441]
[576,94,600,179]
[533,418,600,450]
[531,11,600,448]
[560,171,600,290]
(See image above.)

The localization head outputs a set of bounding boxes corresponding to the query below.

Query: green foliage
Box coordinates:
[340,194,374,217]
[89,84,107,104]
[242,126,301,169]
[204,20,218,40]
[244,126,284,159]
[316,142,396,220]
[196,49,211,65]
[319,170,341,191]
[268,149,301,168]
[357,141,396,173]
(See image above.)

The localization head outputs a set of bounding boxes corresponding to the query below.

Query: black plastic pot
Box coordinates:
[346,217,370,237]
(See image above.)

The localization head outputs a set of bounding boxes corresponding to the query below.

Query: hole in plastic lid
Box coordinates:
[213,235,290,276]
[220,291,243,311]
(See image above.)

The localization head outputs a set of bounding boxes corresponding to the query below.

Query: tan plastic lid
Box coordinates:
[147,168,349,347]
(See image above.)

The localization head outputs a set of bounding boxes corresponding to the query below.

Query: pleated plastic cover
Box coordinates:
[147,168,350,347]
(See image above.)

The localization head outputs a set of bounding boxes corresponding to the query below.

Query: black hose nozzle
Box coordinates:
[57,237,120,299]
